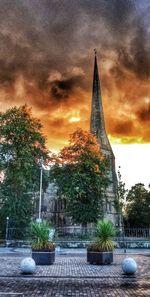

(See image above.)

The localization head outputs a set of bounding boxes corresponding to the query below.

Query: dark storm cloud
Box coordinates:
[136,105,150,122]
[80,0,150,80]
[50,74,83,101]
[0,0,86,102]
[118,26,150,80]
[0,0,149,89]
[0,0,149,145]
[80,0,133,32]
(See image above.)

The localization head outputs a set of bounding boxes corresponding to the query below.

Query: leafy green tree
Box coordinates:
[0,105,49,236]
[125,183,150,227]
[50,129,110,226]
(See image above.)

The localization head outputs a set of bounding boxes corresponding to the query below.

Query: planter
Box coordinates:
[32,250,55,265]
[87,250,113,265]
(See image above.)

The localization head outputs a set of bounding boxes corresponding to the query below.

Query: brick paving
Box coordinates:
[0,253,149,296]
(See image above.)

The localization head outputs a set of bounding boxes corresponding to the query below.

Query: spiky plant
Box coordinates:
[31,221,55,251]
[88,219,116,252]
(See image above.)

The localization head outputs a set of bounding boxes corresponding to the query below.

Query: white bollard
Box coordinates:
[121,257,137,275]
[20,257,36,274]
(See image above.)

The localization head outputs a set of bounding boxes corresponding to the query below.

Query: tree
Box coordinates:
[50,129,110,226]
[125,183,150,227]
[0,105,49,236]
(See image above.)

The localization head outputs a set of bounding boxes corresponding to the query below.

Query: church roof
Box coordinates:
[90,51,113,154]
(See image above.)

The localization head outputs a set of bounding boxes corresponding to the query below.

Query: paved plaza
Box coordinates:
[0,250,149,296]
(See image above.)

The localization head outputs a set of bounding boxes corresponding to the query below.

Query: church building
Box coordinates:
[42,52,118,227]
[90,51,118,224]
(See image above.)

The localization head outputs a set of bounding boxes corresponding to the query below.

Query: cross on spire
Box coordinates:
[94,48,97,56]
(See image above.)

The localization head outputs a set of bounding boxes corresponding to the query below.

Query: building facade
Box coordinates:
[42,53,119,227]
[90,52,118,224]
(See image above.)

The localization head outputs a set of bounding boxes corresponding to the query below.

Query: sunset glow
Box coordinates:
[0,0,149,189]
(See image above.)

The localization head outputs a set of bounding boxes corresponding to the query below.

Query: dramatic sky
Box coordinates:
[0,0,150,188]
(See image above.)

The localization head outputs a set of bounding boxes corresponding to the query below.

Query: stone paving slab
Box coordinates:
[0,254,149,278]
[0,277,149,297]
[0,292,24,297]
[0,254,149,296]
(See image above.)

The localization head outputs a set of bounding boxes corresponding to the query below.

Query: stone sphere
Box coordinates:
[20,257,36,274]
[121,257,137,275]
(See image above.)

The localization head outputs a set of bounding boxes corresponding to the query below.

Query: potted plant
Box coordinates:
[31,221,56,265]
[87,219,115,265]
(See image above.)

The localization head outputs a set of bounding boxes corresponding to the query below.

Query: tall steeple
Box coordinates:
[90,50,118,225]
[90,50,112,154]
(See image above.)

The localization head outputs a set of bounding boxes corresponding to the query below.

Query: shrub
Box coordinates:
[87,219,116,252]
[31,221,55,251]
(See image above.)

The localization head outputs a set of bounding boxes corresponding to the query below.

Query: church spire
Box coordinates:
[90,50,112,152]
[90,51,118,225]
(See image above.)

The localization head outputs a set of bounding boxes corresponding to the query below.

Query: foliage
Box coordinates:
[125,183,150,227]
[31,221,55,251]
[0,105,49,235]
[50,129,110,225]
[96,219,116,239]
[87,219,116,252]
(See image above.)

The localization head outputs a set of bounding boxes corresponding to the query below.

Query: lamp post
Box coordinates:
[5,216,9,247]
[37,157,43,223]
[36,157,50,223]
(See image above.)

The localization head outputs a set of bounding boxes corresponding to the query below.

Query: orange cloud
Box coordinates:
[0,0,149,150]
